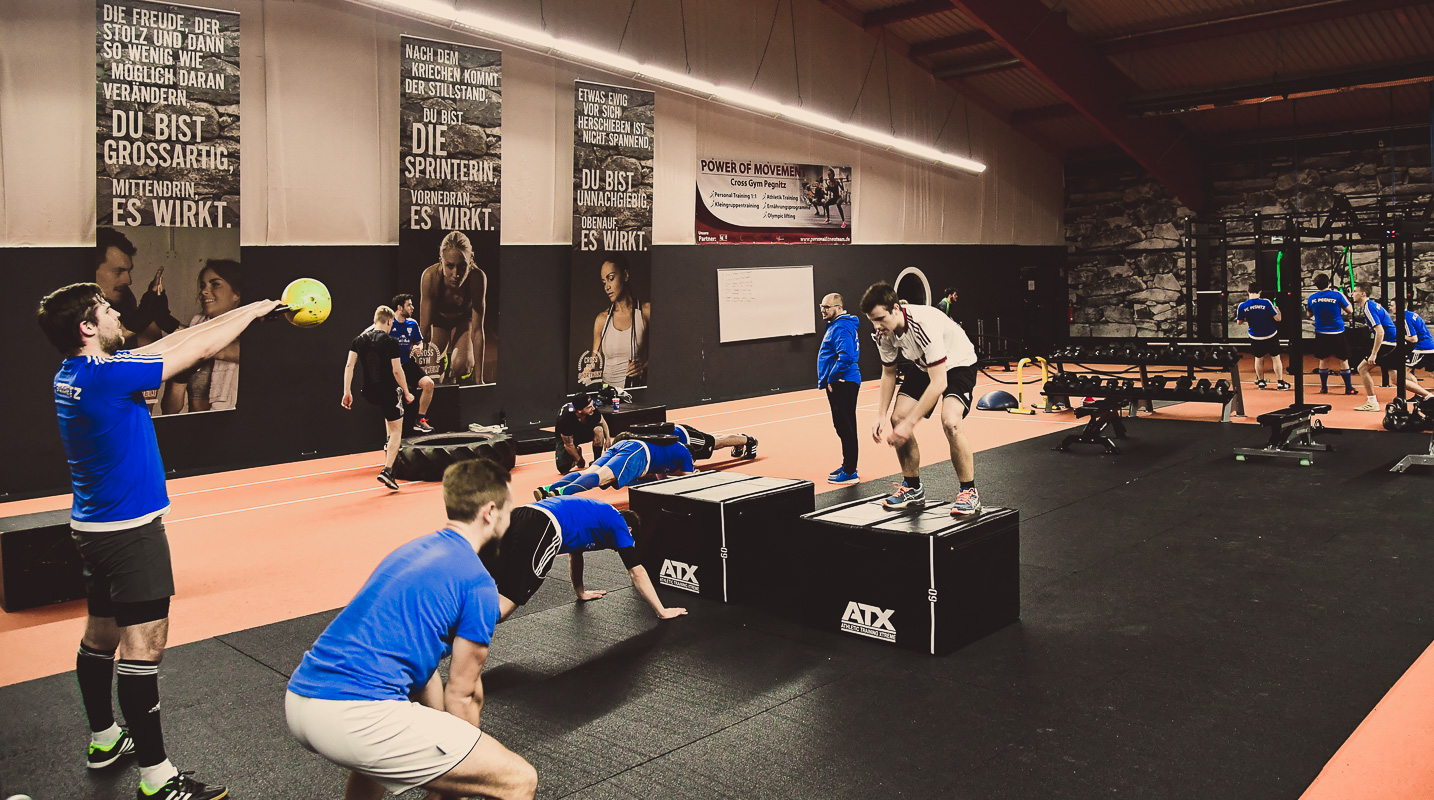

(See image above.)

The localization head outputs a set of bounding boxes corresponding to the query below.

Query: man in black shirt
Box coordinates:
[554,392,611,474]
[343,305,414,490]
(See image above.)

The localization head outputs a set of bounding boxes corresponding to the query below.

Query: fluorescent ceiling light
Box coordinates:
[346,0,986,175]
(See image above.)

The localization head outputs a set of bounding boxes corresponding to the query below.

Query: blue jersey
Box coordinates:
[1236,298,1279,339]
[288,529,499,702]
[1407,311,1434,352]
[55,352,168,530]
[1362,299,1397,343]
[594,439,695,488]
[1306,289,1350,334]
[390,318,423,363]
[534,496,635,554]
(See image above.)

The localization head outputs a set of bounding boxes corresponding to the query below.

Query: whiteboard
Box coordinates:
[717,265,817,343]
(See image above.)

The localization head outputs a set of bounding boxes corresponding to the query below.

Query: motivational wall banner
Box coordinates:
[98,0,239,229]
[96,0,243,418]
[696,160,853,244]
[398,35,502,387]
[570,81,654,392]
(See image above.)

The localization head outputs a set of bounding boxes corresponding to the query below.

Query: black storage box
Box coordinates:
[0,508,87,612]
[800,498,1019,655]
[629,471,814,605]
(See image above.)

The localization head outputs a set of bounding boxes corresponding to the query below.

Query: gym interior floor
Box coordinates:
[2,357,1431,800]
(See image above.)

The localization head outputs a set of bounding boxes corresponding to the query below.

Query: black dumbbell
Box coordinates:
[1121,379,1136,392]
[1104,378,1121,392]
[1195,378,1212,397]
[1175,376,1193,392]
[1148,376,1168,390]
[1215,379,1231,395]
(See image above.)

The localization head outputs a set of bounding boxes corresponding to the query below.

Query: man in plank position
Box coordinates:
[481,495,686,621]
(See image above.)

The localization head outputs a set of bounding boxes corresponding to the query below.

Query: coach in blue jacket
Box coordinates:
[818,293,862,484]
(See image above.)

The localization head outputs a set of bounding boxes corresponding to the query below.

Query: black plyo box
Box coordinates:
[0,508,86,612]
[599,402,667,437]
[629,471,814,604]
[800,498,1019,655]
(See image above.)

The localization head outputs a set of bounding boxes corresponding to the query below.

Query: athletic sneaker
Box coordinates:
[829,466,845,478]
[1277,380,1291,390]
[952,487,982,516]
[138,771,228,800]
[1317,386,1329,394]
[1354,400,1381,412]
[1255,379,1267,389]
[87,728,134,769]
[377,468,399,491]
[828,469,859,485]
[882,483,926,510]
[412,417,433,434]
[1345,387,1361,395]
[534,485,551,501]
[731,435,758,459]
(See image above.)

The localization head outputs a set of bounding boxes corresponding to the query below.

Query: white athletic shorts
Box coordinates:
[285,690,481,794]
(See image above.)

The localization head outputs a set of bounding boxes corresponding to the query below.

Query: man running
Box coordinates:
[39,282,280,800]
[1351,283,1402,412]
[286,459,536,800]
[481,496,686,621]
[1305,274,1357,395]
[861,280,982,516]
[343,305,414,490]
[390,293,436,433]
[1235,283,1288,390]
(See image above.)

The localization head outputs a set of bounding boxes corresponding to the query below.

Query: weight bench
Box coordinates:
[1055,397,1129,455]
[1233,404,1332,465]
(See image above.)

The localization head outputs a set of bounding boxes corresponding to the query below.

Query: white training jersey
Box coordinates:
[875,302,978,370]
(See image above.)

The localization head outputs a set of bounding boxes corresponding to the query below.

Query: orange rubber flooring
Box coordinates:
[4,370,1430,800]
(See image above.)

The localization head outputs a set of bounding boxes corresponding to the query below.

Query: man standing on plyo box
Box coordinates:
[861,281,982,516]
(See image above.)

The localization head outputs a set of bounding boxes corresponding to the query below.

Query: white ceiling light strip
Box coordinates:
[345,0,986,175]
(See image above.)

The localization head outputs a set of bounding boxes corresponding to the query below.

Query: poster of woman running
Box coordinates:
[696,160,852,244]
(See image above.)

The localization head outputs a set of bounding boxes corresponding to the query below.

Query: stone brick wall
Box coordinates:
[1066,131,1433,339]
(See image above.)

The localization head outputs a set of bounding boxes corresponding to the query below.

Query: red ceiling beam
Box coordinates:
[1099,0,1429,55]
[953,0,1208,210]
[1125,60,1434,116]
[932,57,1022,79]
[863,0,954,29]
[908,29,993,58]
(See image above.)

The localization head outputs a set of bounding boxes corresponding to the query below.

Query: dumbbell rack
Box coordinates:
[1043,347,1246,423]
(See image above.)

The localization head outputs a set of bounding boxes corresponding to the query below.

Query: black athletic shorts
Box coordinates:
[678,424,716,460]
[72,517,175,621]
[1248,337,1281,358]
[400,361,428,392]
[1311,332,1350,361]
[1362,342,1403,370]
[1407,352,1434,372]
[897,362,977,419]
[362,385,405,421]
[481,507,562,606]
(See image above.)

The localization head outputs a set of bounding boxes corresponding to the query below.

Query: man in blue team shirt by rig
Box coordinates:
[38,282,281,800]
[1235,283,1288,390]
[1351,283,1404,411]
[1402,308,1434,401]
[1305,273,1358,395]
[389,293,436,433]
[286,459,537,800]
[481,495,687,621]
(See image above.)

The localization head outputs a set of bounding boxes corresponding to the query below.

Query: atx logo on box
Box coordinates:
[840,601,896,642]
[659,559,700,593]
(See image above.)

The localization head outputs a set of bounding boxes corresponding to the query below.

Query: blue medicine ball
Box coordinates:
[976,390,1020,411]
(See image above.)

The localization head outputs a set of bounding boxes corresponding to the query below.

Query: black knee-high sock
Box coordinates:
[117,659,166,767]
[76,643,117,732]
